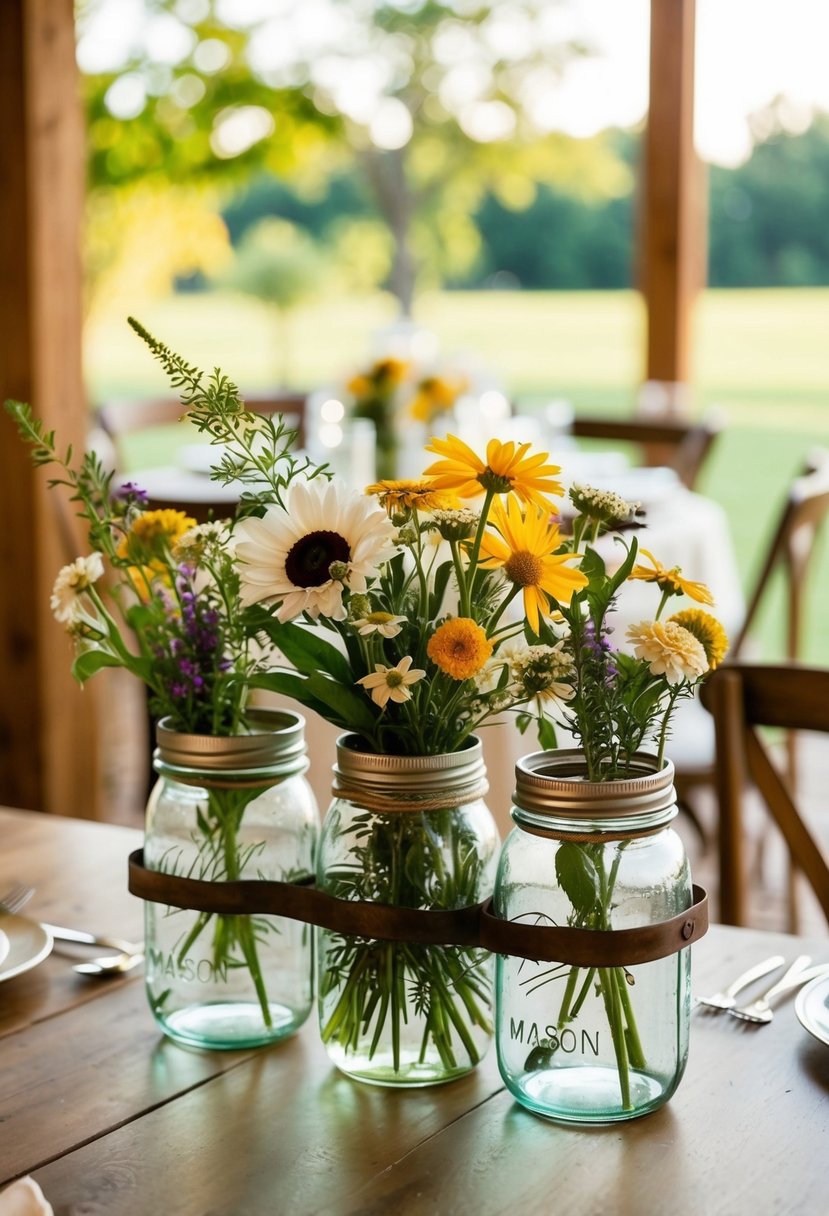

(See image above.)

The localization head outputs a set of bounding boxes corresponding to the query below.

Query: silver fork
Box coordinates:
[0,883,34,916]
[0,883,142,956]
[728,956,829,1023]
[695,954,786,1011]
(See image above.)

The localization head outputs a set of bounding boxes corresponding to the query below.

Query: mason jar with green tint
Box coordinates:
[495,750,692,1123]
[144,708,318,1050]
[317,734,499,1087]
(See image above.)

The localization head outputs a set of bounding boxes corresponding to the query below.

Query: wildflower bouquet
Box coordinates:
[345,354,468,480]
[110,324,595,1080]
[500,483,728,1113]
[4,392,323,1032]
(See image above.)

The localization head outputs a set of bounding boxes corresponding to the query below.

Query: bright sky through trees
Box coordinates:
[77,0,829,168]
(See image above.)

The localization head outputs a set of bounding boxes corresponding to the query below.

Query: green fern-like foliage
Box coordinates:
[127,317,328,515]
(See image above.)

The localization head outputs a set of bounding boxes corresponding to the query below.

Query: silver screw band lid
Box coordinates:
[333,733,488,808]
[156,708,307,775]
[513,749,676,820]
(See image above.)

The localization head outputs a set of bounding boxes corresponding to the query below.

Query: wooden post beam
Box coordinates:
[0,0,100,815]
[641,0,703,406]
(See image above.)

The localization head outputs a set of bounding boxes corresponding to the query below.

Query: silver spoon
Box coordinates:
[72,950,144,977]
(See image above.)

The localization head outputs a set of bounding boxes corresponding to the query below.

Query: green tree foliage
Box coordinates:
[78,0,627,312]
[708,108,829,287]
[218,218,325,383]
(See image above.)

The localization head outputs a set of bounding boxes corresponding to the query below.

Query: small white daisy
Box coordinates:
[50,554,105,624]
[357,656,426,708]
[234,480,397,622]
[350,612,407,638]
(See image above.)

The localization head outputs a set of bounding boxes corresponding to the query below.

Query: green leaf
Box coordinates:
[428,560,453,618]
[515,711,533,736]
[247,672,344,725]
[537,716,559,750]
[305,671,377,735]
[607,535,639,596]
[71,648,124,684]
[246,611,352,685]
[580,547,607,592]
[555,842,601,919]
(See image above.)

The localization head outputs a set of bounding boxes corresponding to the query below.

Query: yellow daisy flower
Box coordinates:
[423,434,564,513]
[365,479,460,513]
[117,508,196,593]
[427,617,493,680]
[478,497,589,634]
[409,375,467,423]
[628,549,715,605]
[669,609,729,670]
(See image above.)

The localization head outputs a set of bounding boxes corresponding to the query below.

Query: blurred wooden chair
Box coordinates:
[569,411,722,489]
[701,662,829,927]
[95,391,309,525]
[97,391,309,469]
[675,450,829,805]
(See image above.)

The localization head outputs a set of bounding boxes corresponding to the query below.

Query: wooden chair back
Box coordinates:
[701,662,829,927]
[97,391,309,465]
[731,452,829,660]
[569,412,721,489]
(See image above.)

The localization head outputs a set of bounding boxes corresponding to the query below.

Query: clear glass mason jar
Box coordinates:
[144,708,318,1050]
[495,750,692,1123]
[317,735,499,1087]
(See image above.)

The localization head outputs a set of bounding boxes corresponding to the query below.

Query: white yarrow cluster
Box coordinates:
[428,507,480,542]
[174,520,234,564]
[510,641,576,705]
[569,484,640,526]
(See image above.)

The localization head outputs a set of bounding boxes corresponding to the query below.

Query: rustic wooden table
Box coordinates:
[1,806,828,1216]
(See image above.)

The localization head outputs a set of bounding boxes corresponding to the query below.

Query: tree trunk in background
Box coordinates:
[0,0,101,816]
[364,148,416,318]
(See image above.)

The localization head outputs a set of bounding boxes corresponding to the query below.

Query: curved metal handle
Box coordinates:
[759,955,814,1003]
[40,922,141,956]
[723,954,786,998]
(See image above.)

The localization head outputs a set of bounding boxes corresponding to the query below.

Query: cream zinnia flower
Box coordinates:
[234,480,396,621]
[357,655,426,708]
[626,619,708,685]
[50,554,105,624]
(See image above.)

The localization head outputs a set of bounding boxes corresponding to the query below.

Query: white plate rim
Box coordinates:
[0,915,53,983]
[794,972,829,1048]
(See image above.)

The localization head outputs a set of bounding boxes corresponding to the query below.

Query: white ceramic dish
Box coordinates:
[177,442,226,475]
[0,915,53,983]
[795,972,829,1048]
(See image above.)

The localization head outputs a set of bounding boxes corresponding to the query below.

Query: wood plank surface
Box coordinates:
[0,809,143,1034]
[3,810,829,1216]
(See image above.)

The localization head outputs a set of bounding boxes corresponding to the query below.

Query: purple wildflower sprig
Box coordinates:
[144,565,242,735]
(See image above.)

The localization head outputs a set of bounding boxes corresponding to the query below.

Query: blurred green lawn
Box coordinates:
[85,286,829,663]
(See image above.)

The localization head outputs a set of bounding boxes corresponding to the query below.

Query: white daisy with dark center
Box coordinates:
[234,480,397,621]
